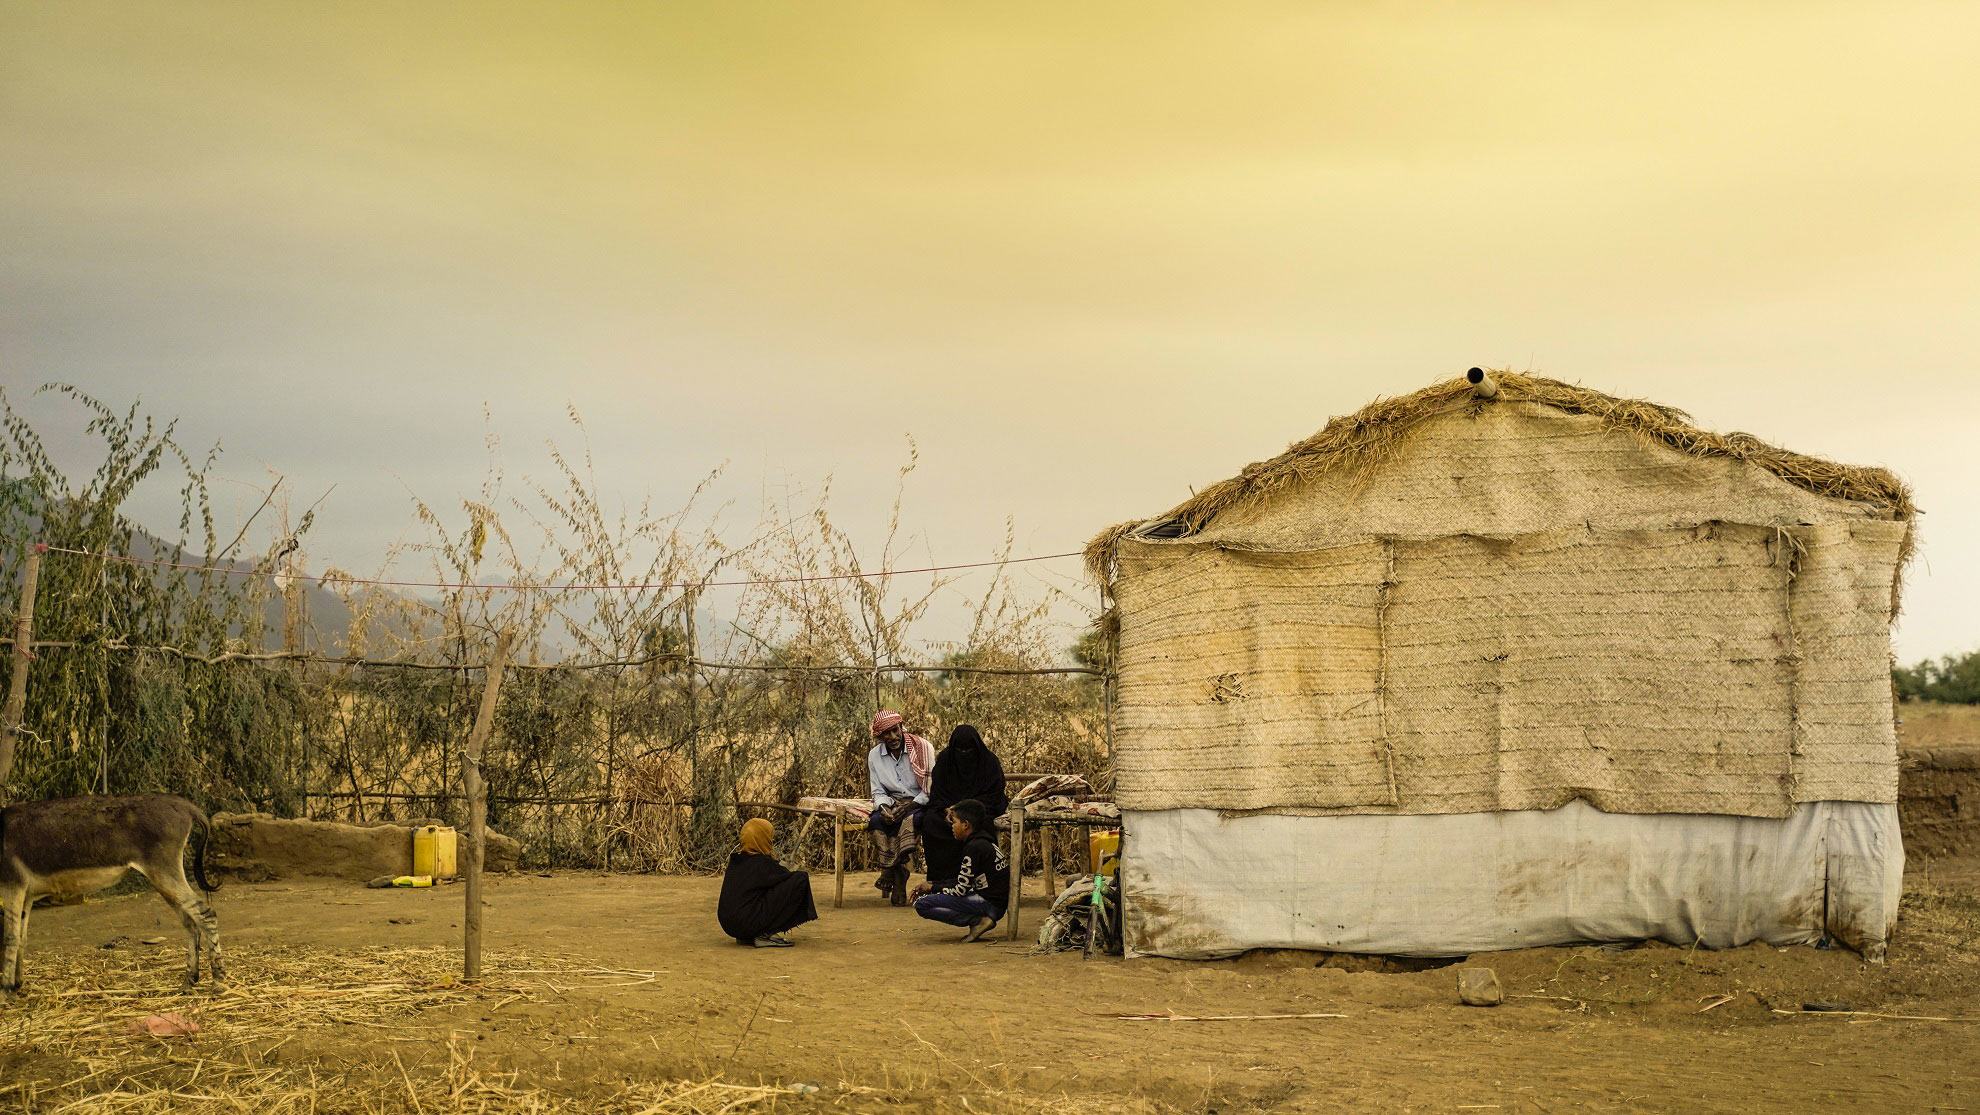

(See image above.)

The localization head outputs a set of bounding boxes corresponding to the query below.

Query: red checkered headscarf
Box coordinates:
[870,709,933,791]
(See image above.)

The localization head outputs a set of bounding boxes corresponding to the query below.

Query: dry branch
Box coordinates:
[0,638,1102,676]
[1770,1009,1980,1022]
[1111,1010,1348,1022]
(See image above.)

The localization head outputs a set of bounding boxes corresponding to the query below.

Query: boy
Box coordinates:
[910,798,1008,941]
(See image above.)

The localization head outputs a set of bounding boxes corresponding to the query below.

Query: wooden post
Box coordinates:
[1113,823,1128,954]
[1006,805,1025,941]
[96,556,110,794]
[462,629,515,982]
[601,707,616,872]
[1041,824,1057,898]
[796,812,817,865]
[833,805,846,908]
[0,546,44,795]
[1099,578,1116,774]
[684,586,698,763]
[683,587,709,866]
[283,571,306,818]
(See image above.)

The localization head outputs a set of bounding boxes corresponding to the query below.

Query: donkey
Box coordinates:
[1,793,223,996]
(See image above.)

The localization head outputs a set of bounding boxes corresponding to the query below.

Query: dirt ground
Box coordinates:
[6,860,1980,1114]
[1899,701,1980,751]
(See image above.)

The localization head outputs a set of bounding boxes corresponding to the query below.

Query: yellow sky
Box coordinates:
[2,2,1977,656]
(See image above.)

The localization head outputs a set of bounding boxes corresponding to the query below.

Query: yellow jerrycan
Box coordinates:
[412,825,459,880]
[1088,830,1121,879]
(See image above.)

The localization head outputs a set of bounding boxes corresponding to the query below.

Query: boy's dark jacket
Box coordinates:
[937,832,1009,908]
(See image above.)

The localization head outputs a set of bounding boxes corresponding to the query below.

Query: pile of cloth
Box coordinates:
[1034,873,1122,955]
[1011,774,1120,821]
[1011,774,1091,807]
[1024,797,1120,822]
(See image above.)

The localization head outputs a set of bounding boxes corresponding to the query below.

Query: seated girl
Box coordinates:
[910,799,1008,942]
[717,818,819,948]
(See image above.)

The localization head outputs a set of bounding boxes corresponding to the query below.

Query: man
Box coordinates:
[866,709,933,905]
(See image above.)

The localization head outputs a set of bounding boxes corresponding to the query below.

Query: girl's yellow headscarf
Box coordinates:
[739,817,775,856]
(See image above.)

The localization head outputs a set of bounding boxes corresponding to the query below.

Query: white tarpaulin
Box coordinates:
[1122,801,1902,960]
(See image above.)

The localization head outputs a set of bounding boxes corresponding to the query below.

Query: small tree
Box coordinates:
[0,385,300,805]
[1894,649,1980,704]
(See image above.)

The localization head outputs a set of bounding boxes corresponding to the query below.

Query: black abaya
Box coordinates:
[717,851,818,944]
[918,725,1008,882]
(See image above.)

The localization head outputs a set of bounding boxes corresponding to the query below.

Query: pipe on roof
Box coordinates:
[1467,367,1499,399]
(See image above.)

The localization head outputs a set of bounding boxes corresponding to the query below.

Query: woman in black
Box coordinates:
[716,818,818,947]
[916,724,1007,884]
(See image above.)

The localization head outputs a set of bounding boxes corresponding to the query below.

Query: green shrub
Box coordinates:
[1895,649,1980,704]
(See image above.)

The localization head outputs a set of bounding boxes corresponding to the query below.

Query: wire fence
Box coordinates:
[30,539,1090,593]
[0,542,1116,874]
[0,386,1119,874]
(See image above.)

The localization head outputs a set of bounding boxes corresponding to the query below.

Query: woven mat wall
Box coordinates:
[1112,519,1905,817]
[1189,403,1877,553]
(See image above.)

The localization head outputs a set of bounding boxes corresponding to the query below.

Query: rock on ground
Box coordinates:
[1457,966,1503,1006]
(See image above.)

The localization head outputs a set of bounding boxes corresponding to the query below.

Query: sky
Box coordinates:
[1,2,1976,660]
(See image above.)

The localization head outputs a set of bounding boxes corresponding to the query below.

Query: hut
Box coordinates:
[1088,369,1914,961]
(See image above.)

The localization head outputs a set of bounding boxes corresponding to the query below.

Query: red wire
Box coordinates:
[32,542,1084,593]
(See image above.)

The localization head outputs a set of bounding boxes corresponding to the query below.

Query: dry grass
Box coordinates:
[1084,369,1915,585]
[0,946,791,1114]
[1897,701,1980,752]
[1,944,1141,1114]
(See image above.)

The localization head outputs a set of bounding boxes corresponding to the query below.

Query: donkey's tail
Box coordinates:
[191,812,220,893]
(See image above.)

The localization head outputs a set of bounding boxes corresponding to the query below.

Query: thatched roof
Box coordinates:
[1086,370,1914,584]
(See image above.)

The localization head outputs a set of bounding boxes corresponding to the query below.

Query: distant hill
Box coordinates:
[0,480,423,656]
[123,526,428,655]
